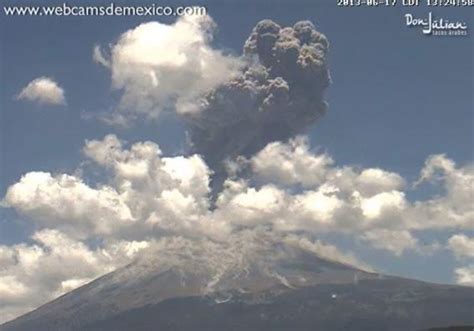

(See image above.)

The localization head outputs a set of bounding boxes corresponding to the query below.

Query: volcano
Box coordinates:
[1,239,473,331]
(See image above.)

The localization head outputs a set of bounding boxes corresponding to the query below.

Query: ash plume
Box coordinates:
[183,19,330,189]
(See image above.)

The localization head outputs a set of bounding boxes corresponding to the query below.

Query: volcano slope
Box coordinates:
[1,241,473,331]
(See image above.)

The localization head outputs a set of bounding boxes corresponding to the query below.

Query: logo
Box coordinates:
[405,12,468,36]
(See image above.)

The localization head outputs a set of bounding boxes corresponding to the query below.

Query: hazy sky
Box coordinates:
[0,0,472,323]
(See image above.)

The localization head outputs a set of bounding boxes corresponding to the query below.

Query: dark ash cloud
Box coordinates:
[183,19,330,189]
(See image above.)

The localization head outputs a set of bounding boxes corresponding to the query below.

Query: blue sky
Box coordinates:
[0,0,472,306]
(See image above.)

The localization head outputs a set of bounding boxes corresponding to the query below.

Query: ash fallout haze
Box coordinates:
[0,0,473,330]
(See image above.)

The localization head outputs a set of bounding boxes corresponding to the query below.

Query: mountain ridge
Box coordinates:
[2,245,473,331]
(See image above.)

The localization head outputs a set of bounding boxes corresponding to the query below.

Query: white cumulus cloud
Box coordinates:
[95,15,242,121]
[17,77,66,106]
[3,171,135,239]
[448,234,474,259]
[454,265,474,286]
[362,230,418,256]
[251,137,333,188]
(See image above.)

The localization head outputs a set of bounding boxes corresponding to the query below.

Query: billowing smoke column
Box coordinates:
[184,19,330,189]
